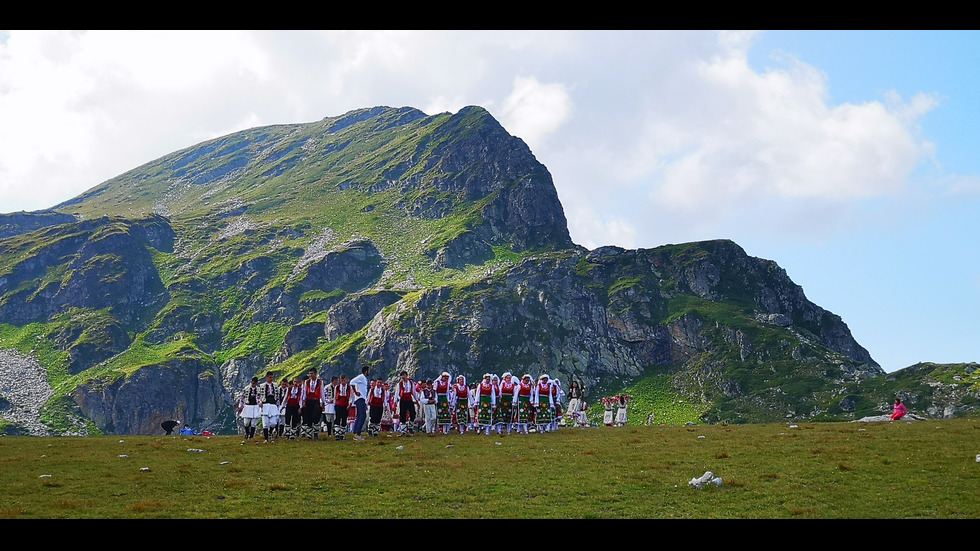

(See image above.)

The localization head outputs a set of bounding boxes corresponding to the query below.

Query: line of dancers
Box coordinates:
[236,369,578,441]
[432,371,566,435]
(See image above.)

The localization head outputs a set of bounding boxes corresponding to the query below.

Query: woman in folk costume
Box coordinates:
[489,374,504,435]
[434,371,454,434]
[515,374,534,434]
[566,380,585,427]
[532,374,558,433]
[552,378,565,431]
[602,397,615,427]
[238,377,262,440]
[475,373,497,435]
[616,394,629,426]
[451,375,471,434]
[497,373,518,434]
[468,382,479,432]
[259,372,281,442]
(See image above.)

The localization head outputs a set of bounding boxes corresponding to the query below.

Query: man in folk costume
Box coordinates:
[497,373,518,434]
[414,379,426,432]
[275,378,289,438]
[475,373,497,436]
[259,372,281,443]
[323,376,338,438]
[434,371,454,434]
[395,371,419,435]
[451,375,470,434]
[515,374,534,435]
[300,368,325,440]
[367,377,388,437]
[283,378,303,438]
[419,380,438,434]
[238,377,262,440]
[381,382,396,433]
[333,374,352,440]
[532,374,557,433]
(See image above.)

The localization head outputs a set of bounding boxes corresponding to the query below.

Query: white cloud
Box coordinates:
[653,46,935,206]
[0,30,274,212]
[0,29,947,247]
[497,76,573,150]
[539,32,940,249]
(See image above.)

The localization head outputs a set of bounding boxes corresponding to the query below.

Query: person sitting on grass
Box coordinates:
[890,397,907,421]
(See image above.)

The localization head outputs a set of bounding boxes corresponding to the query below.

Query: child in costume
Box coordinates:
[615,395,629,426]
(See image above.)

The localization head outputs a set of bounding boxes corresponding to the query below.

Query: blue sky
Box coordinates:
[742,31,979,371]
[0,30,976,372]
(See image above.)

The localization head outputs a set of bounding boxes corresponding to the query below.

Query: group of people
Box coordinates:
[237,366,597,442]
[601,395,630,427]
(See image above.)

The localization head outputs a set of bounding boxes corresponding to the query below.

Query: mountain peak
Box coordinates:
[3,105,942,437]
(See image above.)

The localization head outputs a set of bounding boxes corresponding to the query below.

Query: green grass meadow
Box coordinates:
[1,418,978,519]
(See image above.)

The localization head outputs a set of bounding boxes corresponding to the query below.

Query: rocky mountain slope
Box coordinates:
[1,106,975,435]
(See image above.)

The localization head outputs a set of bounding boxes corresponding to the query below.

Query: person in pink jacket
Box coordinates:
[890,397,907,421]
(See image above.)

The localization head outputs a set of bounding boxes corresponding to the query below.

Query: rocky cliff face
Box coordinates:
[1,105,968,435]
[345,243,883,422]
[72,357,226,435]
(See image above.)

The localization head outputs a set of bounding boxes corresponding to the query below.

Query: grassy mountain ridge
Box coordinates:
[1,105,974,435]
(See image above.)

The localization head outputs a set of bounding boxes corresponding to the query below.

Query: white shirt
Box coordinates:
[350,373,369,402]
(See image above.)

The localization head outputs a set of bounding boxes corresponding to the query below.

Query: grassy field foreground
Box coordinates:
[1,418,978,519]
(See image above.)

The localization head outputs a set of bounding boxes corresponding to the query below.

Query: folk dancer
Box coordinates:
[275,378,289,438]
[434,371,454,434]
[323,376,338,437]
[566,380,586,427]
[334,374,352,440]
[498,373,518,434]
[602,397,615,427]
[381,382,396,433]
[490,374,504,435]
[300,368,325,440]
[515,374,534,435]
[475,373,497,436]
[469,382,479,432]
[414,380,426,432]
[367,377,388,437]
[532,374,557,433]
[451,375,470,434]
[552,378,565,431]
[419,380,438,434]
[615,395,629,427]
[259,372,281,442]
[395,371,419,435]
[238,377,262,440]
[283,379,303,438]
